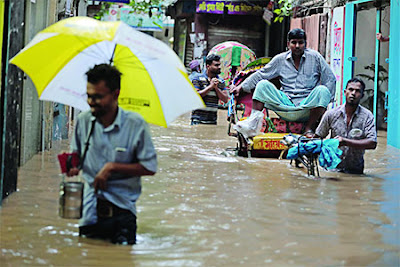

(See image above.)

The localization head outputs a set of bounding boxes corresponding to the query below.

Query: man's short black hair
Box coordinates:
[86,64,122,92]
[287,28,307,42]
[206,54,221,66]
[346,77,366,94]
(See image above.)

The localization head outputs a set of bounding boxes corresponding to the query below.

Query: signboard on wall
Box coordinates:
[102,5,119,21]
[101,5,163,32]
[120,8,163,31]
[196,1,263,15]
[330,6,345,106]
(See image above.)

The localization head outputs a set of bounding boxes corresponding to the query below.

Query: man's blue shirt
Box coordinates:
[71,107,157,226]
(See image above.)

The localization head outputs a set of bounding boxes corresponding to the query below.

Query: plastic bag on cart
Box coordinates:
[233,110,264,139]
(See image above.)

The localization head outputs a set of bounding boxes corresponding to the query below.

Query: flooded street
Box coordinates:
[1,110,399,266]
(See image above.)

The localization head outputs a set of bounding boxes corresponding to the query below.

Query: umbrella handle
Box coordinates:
[109,44,117,65]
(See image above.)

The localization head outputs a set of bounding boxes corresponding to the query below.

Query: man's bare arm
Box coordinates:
[197,84,214,97]
[336,136,377,149]
[215,87,229,103]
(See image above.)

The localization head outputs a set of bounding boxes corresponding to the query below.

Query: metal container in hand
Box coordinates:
[59,181,84,219]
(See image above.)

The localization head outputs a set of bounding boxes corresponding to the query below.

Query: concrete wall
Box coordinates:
[77,0,88,16]
[20,0,50,165]
[52,0,88,142]
[1,0,89,203]
[19,0,88,161]
[153,17,174,48]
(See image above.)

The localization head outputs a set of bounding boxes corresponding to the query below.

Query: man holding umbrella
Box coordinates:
[67,64,157,245]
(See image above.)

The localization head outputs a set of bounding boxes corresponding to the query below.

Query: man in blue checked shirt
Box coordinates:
[67,64,157,245]
[230,28,336,138]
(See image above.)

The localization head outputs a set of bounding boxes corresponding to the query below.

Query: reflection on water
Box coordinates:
[1,110,399,266]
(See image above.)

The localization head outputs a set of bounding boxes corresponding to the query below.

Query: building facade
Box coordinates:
[0,0,88,204]
[167,0,289,71]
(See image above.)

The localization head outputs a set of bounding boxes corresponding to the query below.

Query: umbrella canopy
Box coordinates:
[208,41,256,86]
[10,16,204,127]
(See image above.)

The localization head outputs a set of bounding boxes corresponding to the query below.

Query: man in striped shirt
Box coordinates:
[191,54,229,125]
[230,28,336,138]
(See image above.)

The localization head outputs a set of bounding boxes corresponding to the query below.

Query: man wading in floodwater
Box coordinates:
[315,78,377,174]
[67,64,157,244]
[190,54,229,125]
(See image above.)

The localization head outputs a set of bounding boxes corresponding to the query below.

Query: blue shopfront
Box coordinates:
[342,0,400,149]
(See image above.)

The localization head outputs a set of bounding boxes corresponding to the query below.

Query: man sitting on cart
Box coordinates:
[230,28,336,138]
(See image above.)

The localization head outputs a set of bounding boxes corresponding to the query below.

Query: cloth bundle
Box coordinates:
[287,138,343,170]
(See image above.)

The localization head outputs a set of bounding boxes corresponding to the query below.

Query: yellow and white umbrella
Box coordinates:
[10,16,204,127]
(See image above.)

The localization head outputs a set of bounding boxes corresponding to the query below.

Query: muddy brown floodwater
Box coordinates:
[1,110,399,266]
